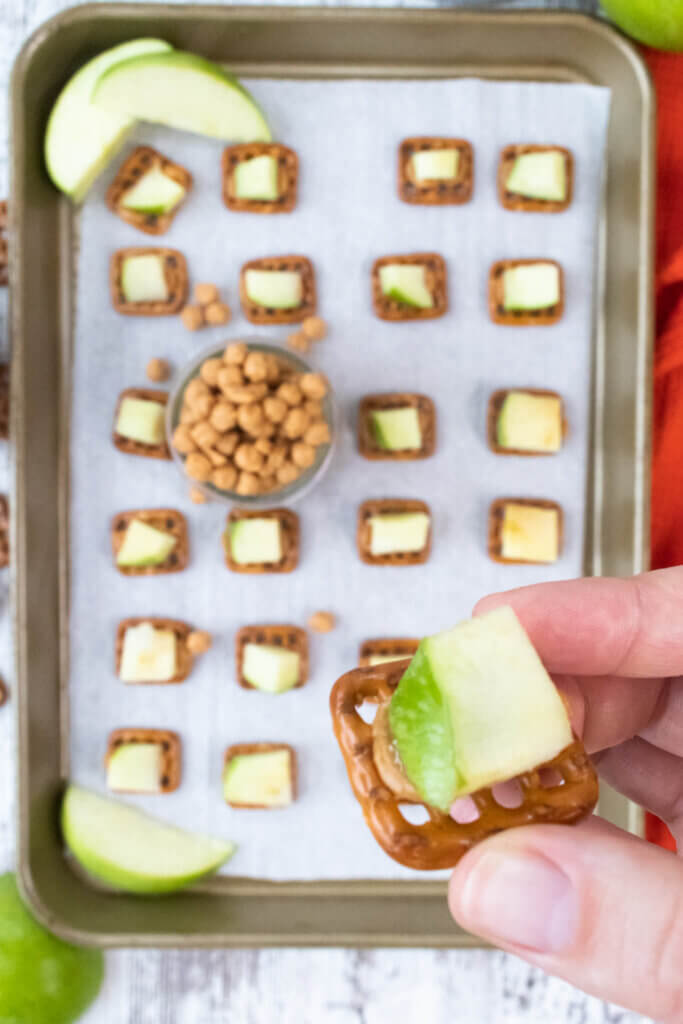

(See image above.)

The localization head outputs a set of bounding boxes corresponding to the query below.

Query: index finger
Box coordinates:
[474,567,683,677]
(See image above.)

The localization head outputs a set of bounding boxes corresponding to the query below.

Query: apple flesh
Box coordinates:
[412,148,459,182]
[229,519,282,565]
[501,503,559,563]
[121,254,169,303]
[44,37,172,202]
[601,0,683,51]
[116,396,166,445]
[223,751,293,808]
[107,743,163,793]
[93,51,271,142]
[371,407,422,451]
[497,393,562,453]
[388,606,573,811]
[235,155,280,201]
[368,512,430,556]
[121,166,186,215]
[242,643,301,693]
[61,786,235,894]
[117,520,177,568]
[244,270,303,310]
[379,264,433,309]
[506,151,566,202]
[120,623,177,683]
[503,263,559,311]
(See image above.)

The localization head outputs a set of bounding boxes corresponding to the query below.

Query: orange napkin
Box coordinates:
[642,48,681,853]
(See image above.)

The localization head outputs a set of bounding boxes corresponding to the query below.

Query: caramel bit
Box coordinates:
[185,452,212,482]
[287,330,311,354]
[224,341,248,365]
[205,301,232,326]
[308,611,336,633]
[146,357,170,382]
[194,282,219,305]
[302,316,327,342]
[187,629,212,654]
[181,304,204,331]
[189,486,207,505]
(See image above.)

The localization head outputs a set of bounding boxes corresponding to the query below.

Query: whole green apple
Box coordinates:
[0,872,104,1024]
[601,0,683,51]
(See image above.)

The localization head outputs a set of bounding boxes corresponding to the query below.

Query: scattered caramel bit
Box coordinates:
[287,330,311,354]
[308,611,336,633]
[189,486,207,505]
[205,301,232,326]
[302,316,327,342]
[187,630,212,654]
[146,357,170,382]
[194,282,219,305]
[181,304,204,331]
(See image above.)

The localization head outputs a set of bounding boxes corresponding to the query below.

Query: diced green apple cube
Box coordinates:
[244,269,302,310]
[506,151,566,202]
[116,397,166,445]
[371,407,422,451]
[234,155,279,201]
[117,520,177,567]
[502,503,559,563]
[121,166,186,214]
[229,519,282,565]
[369,512,430,556]
[242,643,300,693]
[121,254,169,303]
[107,743,163,793]
[223,751,293,807]
[497,393,562,453]
[412,148,459,182]
[503,263,559,311]
[388,606,573,810]
[379,265,434,309]
[120,623,177,683]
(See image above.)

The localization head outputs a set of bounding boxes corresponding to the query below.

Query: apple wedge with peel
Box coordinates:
[44,38,173,202]
[92,51,271,143]
[388,607,573,812]
[61,786,235,894]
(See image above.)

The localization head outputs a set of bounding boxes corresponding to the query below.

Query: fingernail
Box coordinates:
[456,850,578,953]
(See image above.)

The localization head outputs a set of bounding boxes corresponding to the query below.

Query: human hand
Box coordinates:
[448,568,683,1022]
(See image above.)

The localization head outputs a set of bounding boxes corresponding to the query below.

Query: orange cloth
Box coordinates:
[643,48,681,853]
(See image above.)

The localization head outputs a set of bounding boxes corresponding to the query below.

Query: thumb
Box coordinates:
[448,817,683,1021]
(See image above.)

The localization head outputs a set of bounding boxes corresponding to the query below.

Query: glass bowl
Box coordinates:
[166,340,337,508]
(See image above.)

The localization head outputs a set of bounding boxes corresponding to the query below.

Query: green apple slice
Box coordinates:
[502,503,559,563]
[0,873,104,1023]
[223,751,293,808]
[92,51,271,142]
[506,151,566,202]
[369,653,407,666]
[235,155,279,201]
[379,265,434,309]
[369,513,430,556]
[61,786,235,893]
[117,520,177,568]
[388,606,573,811]
[371,407,422,451]
[107,743,163,793]
[242,643,300,693]
[121,166,186,215]
[121,254,169,303]
[244,269,302,310]
[120,623,177,683]
[412,148,459,182]
[497,393,562,453]
[230,518,282,565]
[503,263,559,311]
[116,396,166,445]
[44,38,172,203]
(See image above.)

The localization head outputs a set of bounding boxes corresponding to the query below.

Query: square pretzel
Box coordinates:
[222,143,298,214]
[398,137,474,205]
[113,388,170,459]
[235,625,309,689]
[223,742,297,808]
[357,498,432,566]
[488,497,563,565]
[359,637,419,667]
[115,617,195,684]
[105,728,181,794]
[330,661,599,870]
[239,255,316,325]
[106,146,192,235]
[498,145,573,213]
[224,508,300,574]
[111,508,189,576]
[358,393,436,460]
[110,247,189,316]
[487,388,567,456]
[372,253,448,322]
[488,259,564,326]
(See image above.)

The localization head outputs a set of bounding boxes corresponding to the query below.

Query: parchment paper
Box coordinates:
[70,77,610,880]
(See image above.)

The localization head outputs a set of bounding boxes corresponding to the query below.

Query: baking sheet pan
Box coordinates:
[10,5,653,946]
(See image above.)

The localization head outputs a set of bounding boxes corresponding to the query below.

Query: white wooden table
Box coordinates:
[0,2,648,1021]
